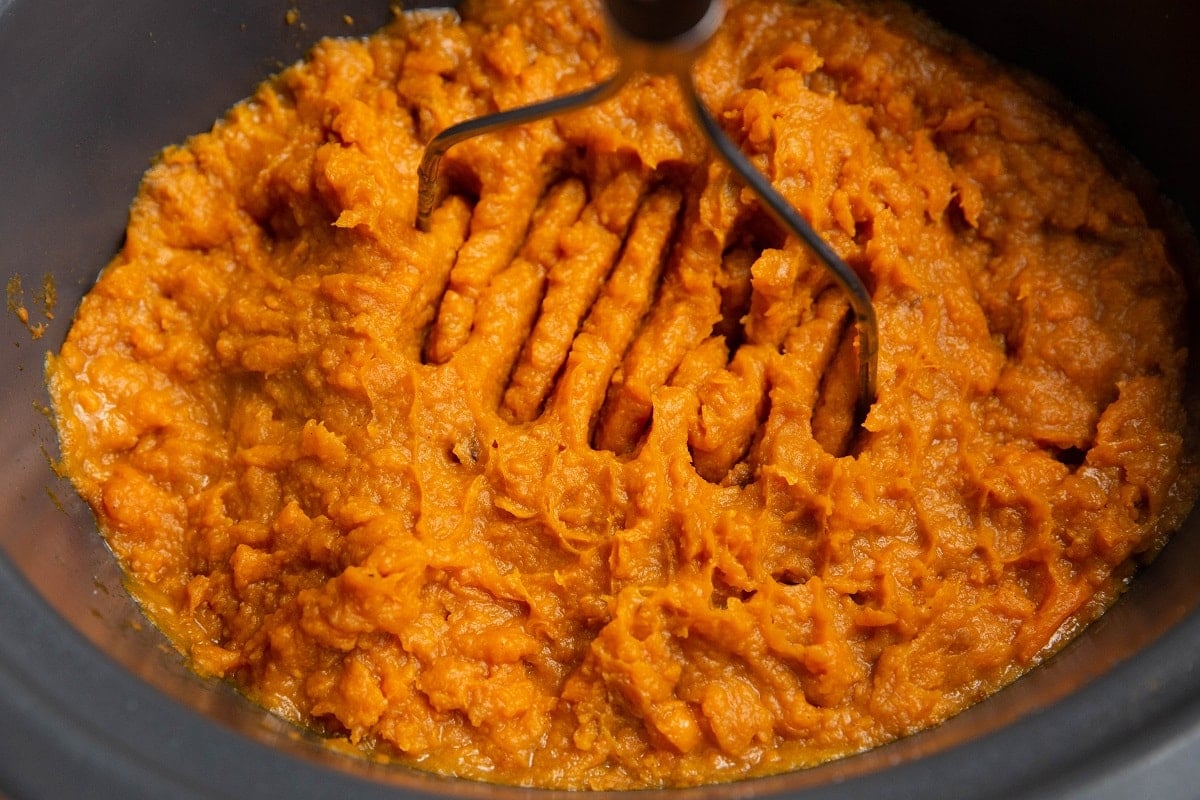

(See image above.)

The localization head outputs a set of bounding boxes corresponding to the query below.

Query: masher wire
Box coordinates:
[414,0,879,422]
[416,69,631,233]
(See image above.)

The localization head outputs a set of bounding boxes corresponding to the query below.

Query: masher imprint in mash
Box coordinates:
[418,158,862,476]
[411,0,881,475]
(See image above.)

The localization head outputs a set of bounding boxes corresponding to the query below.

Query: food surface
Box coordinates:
[48,0,1196,789]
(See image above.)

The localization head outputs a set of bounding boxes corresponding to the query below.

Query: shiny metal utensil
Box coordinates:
[415,0,879,421]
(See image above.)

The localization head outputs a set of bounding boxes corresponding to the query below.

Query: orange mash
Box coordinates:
[48,0,1196,789]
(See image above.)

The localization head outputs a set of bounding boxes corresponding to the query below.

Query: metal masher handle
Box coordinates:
[415,0,879,422]
[605,0,715,41]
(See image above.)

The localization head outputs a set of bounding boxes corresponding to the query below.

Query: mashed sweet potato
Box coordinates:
[48,0,1195,789]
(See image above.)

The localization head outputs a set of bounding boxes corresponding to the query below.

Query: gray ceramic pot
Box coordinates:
[2,1,1198,798]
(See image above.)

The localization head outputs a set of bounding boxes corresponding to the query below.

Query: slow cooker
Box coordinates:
[2,1,1198,798]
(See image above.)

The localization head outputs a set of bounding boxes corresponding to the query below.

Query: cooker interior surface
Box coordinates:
[2,1,1199,798]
